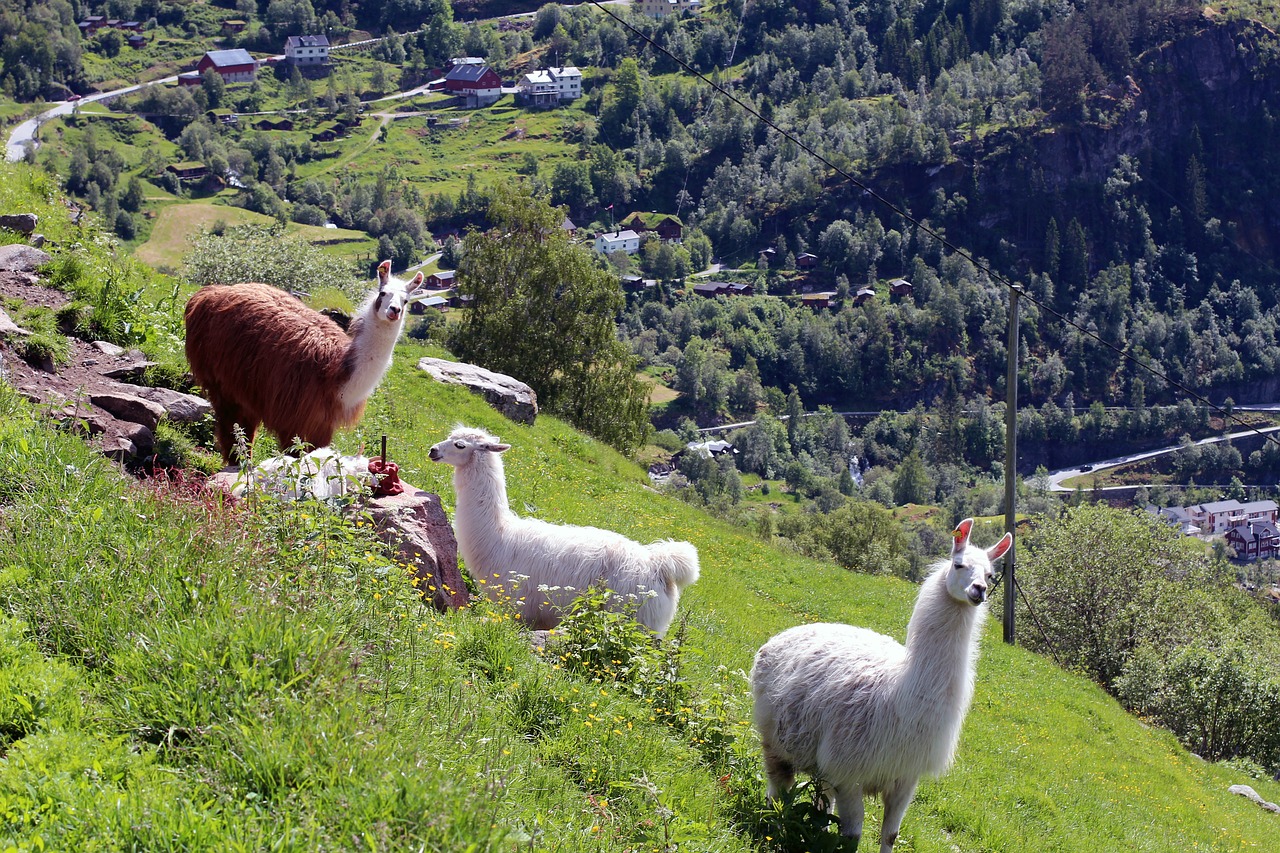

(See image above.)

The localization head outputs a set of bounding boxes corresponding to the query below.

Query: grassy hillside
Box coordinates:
[2,335,1280,850]
[135,201,376,271]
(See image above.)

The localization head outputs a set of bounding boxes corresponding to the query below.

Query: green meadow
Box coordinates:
[2,160,1279,852]
[3,337,1280,850]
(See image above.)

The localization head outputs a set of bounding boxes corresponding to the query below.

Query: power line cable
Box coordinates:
[586,1,1280,455]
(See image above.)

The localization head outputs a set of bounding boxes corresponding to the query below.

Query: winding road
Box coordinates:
[5,79,178,162]
[1044,421,1280,492]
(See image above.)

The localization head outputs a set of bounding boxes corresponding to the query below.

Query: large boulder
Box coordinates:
[117,383,212,424]
[417,357,538,425]
[366,487,469,612]
[89,391,165,432]
[57,405,154,462]
[0,213,37,235]
[1230,784,1280,814]
[0,244,50,273]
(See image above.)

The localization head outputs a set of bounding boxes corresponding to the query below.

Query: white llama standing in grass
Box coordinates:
[751,518,1012,852]
[428,425,700,636]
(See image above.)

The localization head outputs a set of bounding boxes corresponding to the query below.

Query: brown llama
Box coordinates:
[183,260,424,463]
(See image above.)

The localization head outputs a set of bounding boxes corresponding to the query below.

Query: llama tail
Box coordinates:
[647,540,701,590]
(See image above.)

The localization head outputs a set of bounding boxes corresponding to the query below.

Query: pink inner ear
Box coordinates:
[988,533,1013,561]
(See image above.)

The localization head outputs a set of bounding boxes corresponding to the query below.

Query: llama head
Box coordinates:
[428,425,511,467]
[369,260,425,324]
[945,518,1012,606]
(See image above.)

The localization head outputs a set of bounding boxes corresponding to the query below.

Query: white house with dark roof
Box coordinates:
[593,229,641,255]
[517,66,582,107]
[1186,499,1278,535]
[285,35,330,65]
[635,0,702,18]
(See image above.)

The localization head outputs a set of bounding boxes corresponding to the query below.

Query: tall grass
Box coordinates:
[4,343,1280,850]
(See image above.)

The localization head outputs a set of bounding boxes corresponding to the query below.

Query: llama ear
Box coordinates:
[951,518,974,553]
[409,272,425,291]
[986,532,1012,562]
[483,442,511,453]
[377,260,392,283]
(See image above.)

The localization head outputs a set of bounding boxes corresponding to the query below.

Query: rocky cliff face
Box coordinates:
[1028,17,1280,190]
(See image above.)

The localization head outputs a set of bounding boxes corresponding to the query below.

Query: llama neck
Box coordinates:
[453,456,511,534]
[900,569,984,710]
[338,303,403,408]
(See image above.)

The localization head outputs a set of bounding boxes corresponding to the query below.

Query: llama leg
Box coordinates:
[879,778,918,852]
[761,740,794,803]
[211,400,245,464]
[834,783,865,840]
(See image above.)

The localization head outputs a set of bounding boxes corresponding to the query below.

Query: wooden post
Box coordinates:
[1004,285,1023,645]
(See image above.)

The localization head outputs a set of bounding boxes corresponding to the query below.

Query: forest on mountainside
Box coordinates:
[7,2,1280,465]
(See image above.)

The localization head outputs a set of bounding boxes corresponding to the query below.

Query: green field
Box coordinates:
[4,327,1280,849]
[296,99,588,198]
[135,201,376,271]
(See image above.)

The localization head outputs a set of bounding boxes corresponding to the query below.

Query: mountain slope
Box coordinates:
[1,346,1279,850]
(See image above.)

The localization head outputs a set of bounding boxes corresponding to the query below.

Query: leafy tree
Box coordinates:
[1017,504,1210,689]
[449,187,649,453]
[201,67,226,110]
[807,501,910,576]
[550,161,595,212]
[120,176,145,213]
[892,450,931,506]
[183,224,362,299]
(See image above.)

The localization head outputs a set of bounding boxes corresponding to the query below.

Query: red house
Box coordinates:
[444,63,502,107]
[196,49,258,83]
[1225,521,1280,562]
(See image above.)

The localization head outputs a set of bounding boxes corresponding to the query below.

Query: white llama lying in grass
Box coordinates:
[751,517,1011,852]
[428,425,700,636]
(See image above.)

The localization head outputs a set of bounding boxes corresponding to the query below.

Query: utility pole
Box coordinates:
[1003,284,1024,645]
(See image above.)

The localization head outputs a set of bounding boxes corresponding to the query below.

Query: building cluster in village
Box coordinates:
[1149,499,1280,561]
[91,0,903,312]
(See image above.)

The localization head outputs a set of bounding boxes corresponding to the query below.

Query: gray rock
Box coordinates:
[0,213,37,235]
[0,308,31,338]
[0,243,50,272]
[417,357,538,425]
[117,383,212,424]
[1229,784,1280,814]
[91,340,126,357]
[99,421,155,463]
[101,360,158,382]
[58,406,154,461]
[366,487,469,612]
[88,391,166,432]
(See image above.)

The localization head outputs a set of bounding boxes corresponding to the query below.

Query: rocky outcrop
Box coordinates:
[417,357,538,424]
[0,244,50,274]
[0,213,38,235]
[89,391,165,432]
[1230,784,1280,814]
[367,487,469,612]
[1038,20,1279,188]
[117,384,211,424]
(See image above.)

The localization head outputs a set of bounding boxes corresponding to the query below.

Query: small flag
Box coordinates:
[606,204,613,210]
